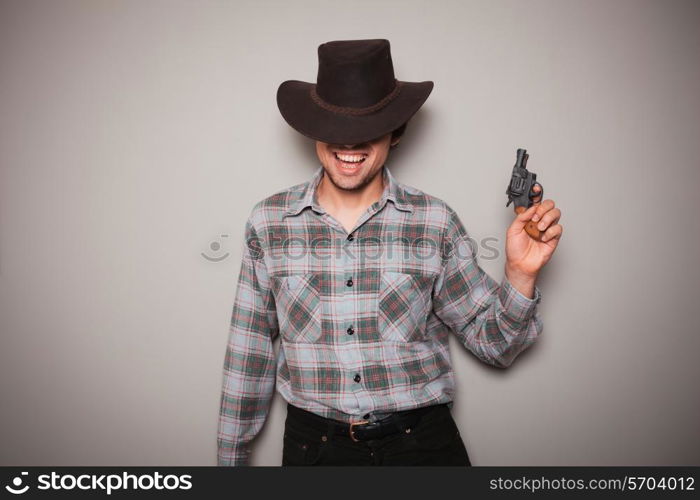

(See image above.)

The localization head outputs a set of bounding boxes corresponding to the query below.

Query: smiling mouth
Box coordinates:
[334,152,368,167]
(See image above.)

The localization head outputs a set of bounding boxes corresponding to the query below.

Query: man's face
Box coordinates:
[315,132,397,192]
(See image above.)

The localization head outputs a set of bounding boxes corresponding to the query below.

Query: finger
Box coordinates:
[531,184,544,203]
[531,199,555,222]
[541,223,563,243]
[535,207,561,232]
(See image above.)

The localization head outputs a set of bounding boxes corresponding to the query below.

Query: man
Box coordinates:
[217,39,562,466]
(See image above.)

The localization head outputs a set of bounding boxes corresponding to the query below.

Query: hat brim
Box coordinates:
[276,80,433,145]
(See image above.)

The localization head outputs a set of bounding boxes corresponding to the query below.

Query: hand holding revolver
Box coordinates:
[504,148,563,297]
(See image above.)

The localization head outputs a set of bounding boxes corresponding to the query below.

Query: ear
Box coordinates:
[390,136,402,148]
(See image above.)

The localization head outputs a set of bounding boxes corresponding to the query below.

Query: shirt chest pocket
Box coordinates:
[378,271,435,343]
[273,273,322,343]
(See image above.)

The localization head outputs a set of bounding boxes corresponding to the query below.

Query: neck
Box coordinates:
[316,167,386,213]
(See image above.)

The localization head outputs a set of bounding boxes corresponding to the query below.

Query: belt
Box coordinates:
[286,402,449,442]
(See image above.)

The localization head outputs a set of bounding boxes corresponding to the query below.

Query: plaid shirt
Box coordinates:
[217,165,542,466]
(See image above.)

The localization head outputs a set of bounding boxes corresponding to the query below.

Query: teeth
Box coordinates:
[335,153,367,163]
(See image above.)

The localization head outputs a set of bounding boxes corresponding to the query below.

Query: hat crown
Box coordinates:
[316,39,396,108]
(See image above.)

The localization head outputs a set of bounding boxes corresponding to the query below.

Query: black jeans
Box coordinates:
[282,403,471,466]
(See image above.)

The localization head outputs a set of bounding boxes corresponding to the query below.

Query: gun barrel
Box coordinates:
[515,148,528,169]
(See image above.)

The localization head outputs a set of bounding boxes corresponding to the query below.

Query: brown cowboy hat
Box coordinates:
[276,39,434,145]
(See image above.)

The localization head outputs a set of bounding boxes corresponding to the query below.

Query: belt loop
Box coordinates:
[325,418,335,444]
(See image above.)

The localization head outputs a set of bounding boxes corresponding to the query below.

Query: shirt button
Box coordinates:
[346,278,353,287]
[347,233,354,241]
[347,326,354,335]
[353,374,361,383]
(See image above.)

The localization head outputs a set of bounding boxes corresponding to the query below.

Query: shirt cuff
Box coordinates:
[217,446,251,467]
[497,275,542,323]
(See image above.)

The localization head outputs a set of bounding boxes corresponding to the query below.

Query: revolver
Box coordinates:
[505,148,544,240]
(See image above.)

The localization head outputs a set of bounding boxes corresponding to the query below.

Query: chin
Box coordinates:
[325,168,369,190]
[330,174,366,191]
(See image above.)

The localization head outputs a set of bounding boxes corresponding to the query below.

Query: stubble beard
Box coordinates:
[322,164,384,192]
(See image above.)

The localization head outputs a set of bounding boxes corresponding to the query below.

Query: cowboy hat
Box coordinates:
[276,39,433,145]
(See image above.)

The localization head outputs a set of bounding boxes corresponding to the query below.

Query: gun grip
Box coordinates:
[514,206,543,241]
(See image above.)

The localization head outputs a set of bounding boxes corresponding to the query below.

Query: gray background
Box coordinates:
[1,0,698,466]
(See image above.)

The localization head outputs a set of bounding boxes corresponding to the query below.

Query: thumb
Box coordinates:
[511,204,538,231]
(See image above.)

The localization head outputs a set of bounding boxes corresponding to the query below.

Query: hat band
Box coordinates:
[310,80,403,116]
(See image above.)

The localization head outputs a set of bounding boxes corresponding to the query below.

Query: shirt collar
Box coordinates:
[283,165,414,218]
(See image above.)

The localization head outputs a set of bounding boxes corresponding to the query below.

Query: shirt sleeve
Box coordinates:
[217,215,279,466]
[431,206,543,368]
